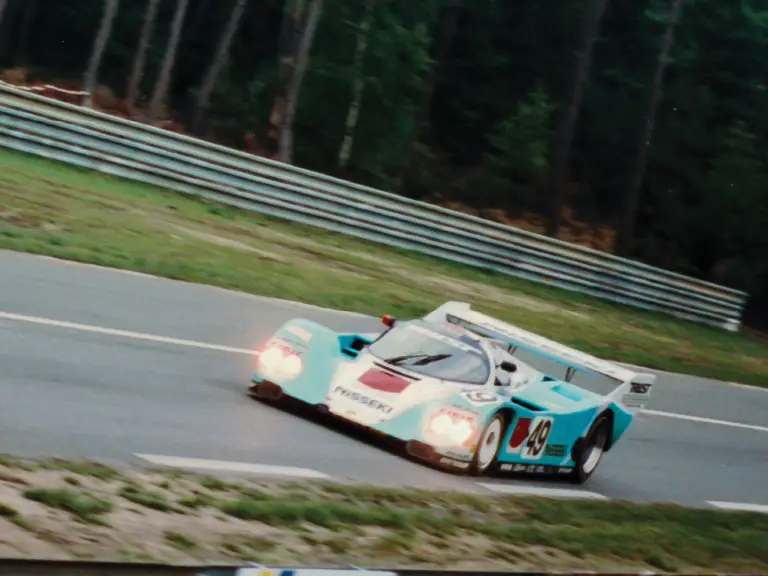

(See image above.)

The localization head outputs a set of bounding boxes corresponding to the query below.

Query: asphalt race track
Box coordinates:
[2,249,767,511]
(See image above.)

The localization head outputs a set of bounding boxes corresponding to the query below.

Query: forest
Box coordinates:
[0,0,767,327]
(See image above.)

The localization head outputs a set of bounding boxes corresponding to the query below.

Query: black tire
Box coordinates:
[248,380,283,403]
[569,414,611,484]
[247,382,261,398]
[469,412,506,475]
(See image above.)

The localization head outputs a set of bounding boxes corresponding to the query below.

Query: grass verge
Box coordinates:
[0,148,765,387]
[0,454,766,572]
[23,487,113,523]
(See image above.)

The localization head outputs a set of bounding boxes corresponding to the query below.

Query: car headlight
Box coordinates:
[258,345,303,380]
[428,409,476,445]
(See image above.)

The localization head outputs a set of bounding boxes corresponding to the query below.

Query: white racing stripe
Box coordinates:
[0,311,255,355]
[135,454,330,479]
[707,501,768,514]
[643,409,768,433]
[478,483,608,500]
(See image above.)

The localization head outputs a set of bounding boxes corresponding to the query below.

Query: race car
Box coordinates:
[248,301,655,483]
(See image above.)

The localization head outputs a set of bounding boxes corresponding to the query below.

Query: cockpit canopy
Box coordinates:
[368,320,492,384]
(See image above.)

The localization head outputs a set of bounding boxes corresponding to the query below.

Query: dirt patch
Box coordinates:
[166,224,287,262]
[736,353,768,373]
[163,221,588,314]
[0,456,764,573]
[161,221,377,281]
[414,273,590,318]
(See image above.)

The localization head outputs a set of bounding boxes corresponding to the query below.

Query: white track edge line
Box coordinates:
[4,251,763,389]
[707,501,768,514]
[0,311,254,355]
[4,309,766,433]
[643,409,768,433]
[477,482,609,500]
[134,454,331,480]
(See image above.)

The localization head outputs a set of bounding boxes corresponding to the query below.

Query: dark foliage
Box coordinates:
[1,0,766,326]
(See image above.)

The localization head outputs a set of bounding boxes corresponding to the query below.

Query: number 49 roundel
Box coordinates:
[506,415,553,460]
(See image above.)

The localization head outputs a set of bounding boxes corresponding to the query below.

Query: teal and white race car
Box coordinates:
[248,301,655,484]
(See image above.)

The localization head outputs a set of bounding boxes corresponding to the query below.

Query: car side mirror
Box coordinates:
[500,361,517,373]
[381,314,396,328]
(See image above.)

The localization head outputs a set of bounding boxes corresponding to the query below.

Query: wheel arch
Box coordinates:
[495,406,515,426]
[570,407,615,463]
[567,407,615,484]
[490,406,517,440]
[600,408,616,452]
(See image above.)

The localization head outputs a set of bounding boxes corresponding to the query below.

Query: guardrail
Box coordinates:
[0,82,749,330]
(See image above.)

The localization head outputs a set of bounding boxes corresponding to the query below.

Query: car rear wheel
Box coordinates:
[470,413,505,475]
[570,414,610,484]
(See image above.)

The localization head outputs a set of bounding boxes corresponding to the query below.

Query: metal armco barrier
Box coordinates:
[0,82,749,330]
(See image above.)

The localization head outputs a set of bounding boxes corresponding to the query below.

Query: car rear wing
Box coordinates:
[425,301,655,412]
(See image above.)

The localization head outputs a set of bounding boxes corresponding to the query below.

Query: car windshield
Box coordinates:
[368,320,491,384]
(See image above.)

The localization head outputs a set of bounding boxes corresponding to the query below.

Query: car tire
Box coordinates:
[469,412,506,475]
[569,413,611,484]
[247,382,261,398]
[248,380,283,403]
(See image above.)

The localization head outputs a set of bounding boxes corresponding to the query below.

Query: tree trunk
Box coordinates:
[0,0,9,58]
[616,0,685,256]
[184,0,218,43]
[276,0,324,164]
[397,0,462,194]
[15,0,39,67]
[546,0,610,237]
[337,0,376,171]
[148,0,189,123]
[82,0,120,107]
[0,1,8,29]
[193,0,248,135]
[266,0,304,156]
[126,0,161,111]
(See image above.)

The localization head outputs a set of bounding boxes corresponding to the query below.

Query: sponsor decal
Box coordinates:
[439,457,470,469]
[506,415,554,460]
[358,368,411,394]
[438,406,477,421]
[625,382,653,406]
[265,336,288,348]
[442,450,472,462]
[449,403,480,415]
[622,395,644,408]
[266,336,306,353]
[507,417,532,454]
[461,389,500,405]
[545,444,566,457]
[499,463,573,475]
[629,382,652,394]
[333,386,393,414]
[521,416,553,460]
[286,325,312,342]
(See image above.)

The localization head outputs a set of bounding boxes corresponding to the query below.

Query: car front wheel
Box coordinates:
[470,413,505,475]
